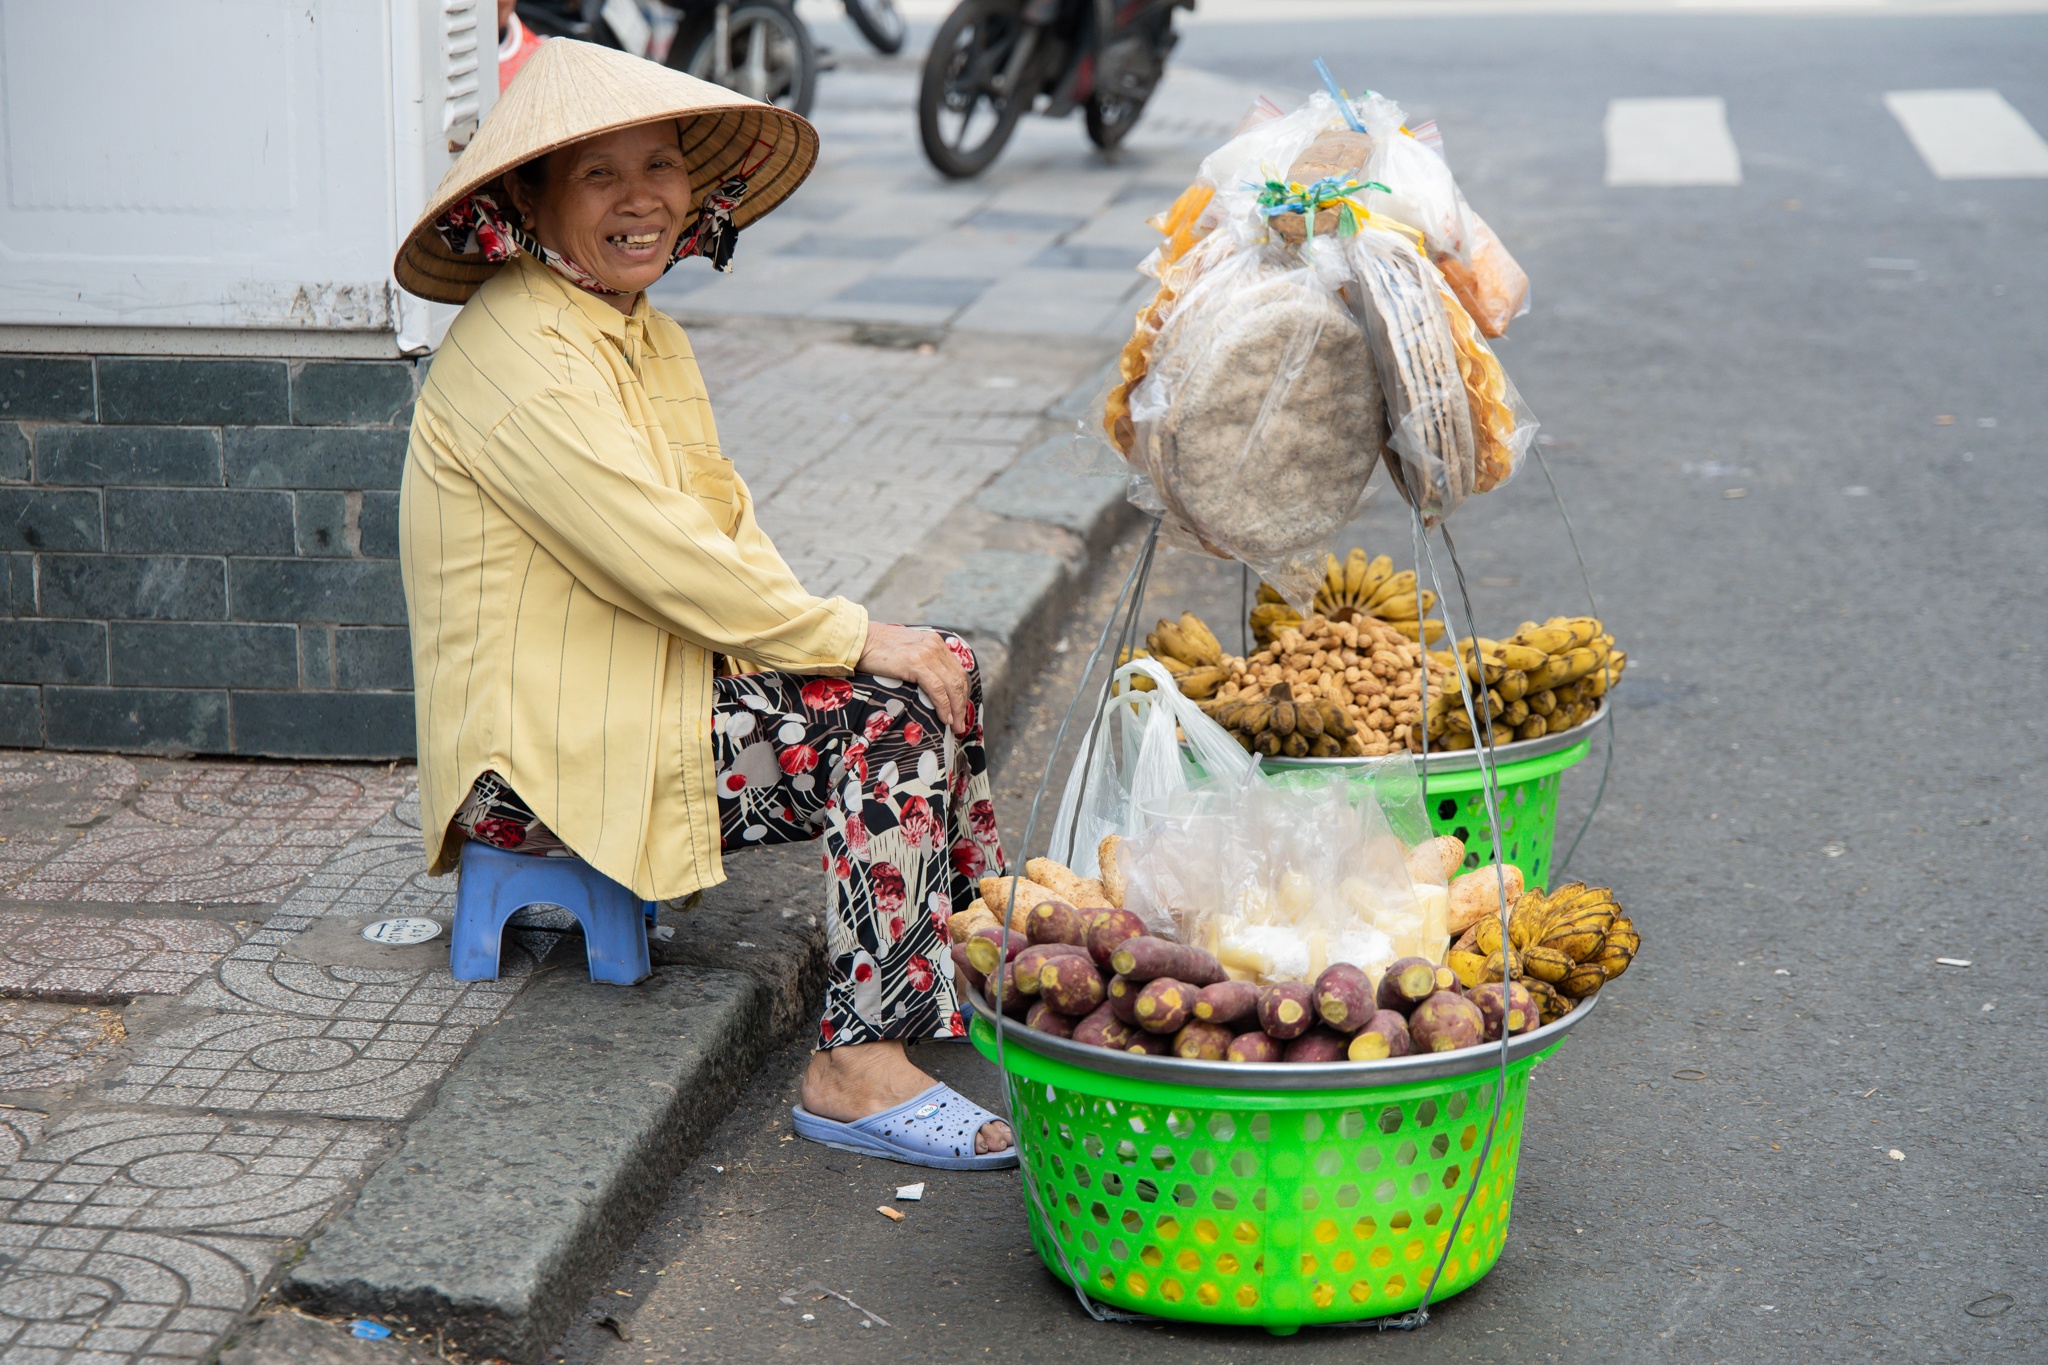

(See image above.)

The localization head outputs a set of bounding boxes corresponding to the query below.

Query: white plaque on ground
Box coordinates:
[361,917,443,946]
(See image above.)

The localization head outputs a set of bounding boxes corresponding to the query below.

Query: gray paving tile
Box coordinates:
[0,1226,274,1363]
[830,275,993,309]
[0,1111,388,1238]
[0,920,247,1001]
[775,234,919,261]
[0,1005,126,1095]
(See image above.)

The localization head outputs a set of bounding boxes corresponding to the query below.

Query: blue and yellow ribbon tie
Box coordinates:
[1254,174,1390,241]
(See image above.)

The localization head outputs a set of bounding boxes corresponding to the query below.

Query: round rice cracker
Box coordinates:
[1156,275,1384,562]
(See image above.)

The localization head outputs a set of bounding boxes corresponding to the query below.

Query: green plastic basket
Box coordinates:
[973,1018,1559,1332]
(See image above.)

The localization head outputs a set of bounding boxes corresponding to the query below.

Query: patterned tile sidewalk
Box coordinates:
[0,754,413,908]
[0,917,249,1001]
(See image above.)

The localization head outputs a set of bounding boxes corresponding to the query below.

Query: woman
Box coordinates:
[394,40,1013,1168]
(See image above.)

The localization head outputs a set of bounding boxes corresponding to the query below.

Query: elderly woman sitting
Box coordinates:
[395,41,1012,1168]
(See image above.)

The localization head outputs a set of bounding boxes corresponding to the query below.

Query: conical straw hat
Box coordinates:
[395,39,818,304]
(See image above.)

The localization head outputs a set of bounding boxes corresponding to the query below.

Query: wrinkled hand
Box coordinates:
[858,623,969,735]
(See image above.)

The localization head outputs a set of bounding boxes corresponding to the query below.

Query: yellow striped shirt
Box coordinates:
[400,253,867,899]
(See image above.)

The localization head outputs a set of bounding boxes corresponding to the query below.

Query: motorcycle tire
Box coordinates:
[1084,90,1148,152]
[842,0,907,55]
[919,0,1034,180]
[670,1,817,117]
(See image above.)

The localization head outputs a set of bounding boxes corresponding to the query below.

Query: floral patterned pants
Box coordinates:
[454,631,1006,1049]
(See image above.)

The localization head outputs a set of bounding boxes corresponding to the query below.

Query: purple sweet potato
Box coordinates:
[1122,1029,1173,1055]
[1026,1001,1077,1037]
[1191,979,1261,1025]
[964,926,1029,977]
[1071,1003,1140,1051]
[1133,977,1195,1034]
[1312,964,1374,1033]
[1011,942,1089,993]
[949,942,986,996]
[1468,981,1540,1040]
[1376,957,1441,1015]
[993,961,1033,1018]
[1257,981,1316,1040]
[1172,1019,1235,1060]
[1225,1030,1285,1064]
[1105,973,1143,1026]
[1082,908,1150,968]
[1282,1027,1351,1063]
[1038,954,1109,1016]
[1110,936,1225,987]
[1346,1009,1414,1061]
[1024,898,1086,947]
[1408,990,1486,1053]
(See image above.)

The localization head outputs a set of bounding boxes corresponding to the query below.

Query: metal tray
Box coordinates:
[1223,703,1606,776]
[966,984,1597,1091]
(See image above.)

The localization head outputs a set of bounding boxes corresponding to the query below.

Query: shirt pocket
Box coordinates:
[676,444,740,535]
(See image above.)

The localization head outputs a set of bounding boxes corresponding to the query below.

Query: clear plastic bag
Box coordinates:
[1116,766,1446,985]
[1044,657,1255,882]
[1436,209,1529,338]
[1354,92,1473,264]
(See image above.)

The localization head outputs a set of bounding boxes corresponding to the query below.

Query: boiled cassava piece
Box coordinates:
[1146,269,1386,564]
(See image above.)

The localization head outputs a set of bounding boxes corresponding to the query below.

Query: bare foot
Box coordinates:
[801,1040,1013,1155]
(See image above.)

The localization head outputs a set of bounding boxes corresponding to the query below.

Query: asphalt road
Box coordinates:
[555,8,2046,1362]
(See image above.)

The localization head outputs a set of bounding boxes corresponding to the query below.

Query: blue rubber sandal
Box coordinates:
[792,1083,1019,1170]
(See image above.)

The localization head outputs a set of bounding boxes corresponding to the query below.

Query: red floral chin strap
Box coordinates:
[432,137,773,296]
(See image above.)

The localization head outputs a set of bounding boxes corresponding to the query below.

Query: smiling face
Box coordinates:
[503,121,694,310]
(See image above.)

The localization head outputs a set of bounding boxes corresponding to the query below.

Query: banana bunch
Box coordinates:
[1249,550,1444,646]
[1204,681,1360,759]
[1117,612,1233,698]
[1447,881,1638,1023]
[1414,616,1626,750]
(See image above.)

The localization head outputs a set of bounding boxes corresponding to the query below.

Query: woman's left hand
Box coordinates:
[857,623,970,735]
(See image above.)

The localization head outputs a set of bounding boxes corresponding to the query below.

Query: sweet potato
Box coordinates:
[1122,1029,1173,1056]
[1038,954,1108,1016]
[1376,956,1440,1015]
[1226,1031,1284,1064]
[1191,979,1260,1025]
[948,942,986,996]
[1071,1003,1140,1051]
[1134,977,1196,1034]
[1408,991,1486,1053]
[1097,833,1128,908]
[1468,981,1539,1040]
[1082,907,1149,967]
[948,899,998,943]
[1012,942,1090,995]
[1347,1010,1414,1061]
[1257,981,1315,1040]
[979,876,1064,928]
[1024,898,1087,947]
[1404,834,1466,886]
[1282,1027,1351,1063]
[1311,963,1374,1032]
[964,926,1029,977]
[1025,857,1107,908]
[993,961,1032,1019]
[1026,1001,1077,1038]
[1105,973,1143,1026]
[1172,1019,1235,1060]
[1446,864,1525,935]
[1111,937,1225,986]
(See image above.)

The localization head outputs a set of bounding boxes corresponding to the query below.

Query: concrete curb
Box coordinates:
[281,961,775,1363]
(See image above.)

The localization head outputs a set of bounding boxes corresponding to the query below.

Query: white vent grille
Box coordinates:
[442,0,483,149]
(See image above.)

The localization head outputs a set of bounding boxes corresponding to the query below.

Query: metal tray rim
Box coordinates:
[967,986,1597,1091]
[1242,703,1607,775]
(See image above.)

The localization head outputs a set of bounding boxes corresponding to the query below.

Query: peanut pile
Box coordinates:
[1213,614,1453,757]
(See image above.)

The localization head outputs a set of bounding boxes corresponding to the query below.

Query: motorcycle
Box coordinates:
[842,0,908,55]
[917,0,1191,179]
[517,0,818,116]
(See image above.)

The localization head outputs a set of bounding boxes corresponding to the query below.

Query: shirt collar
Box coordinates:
[510,253,651,340]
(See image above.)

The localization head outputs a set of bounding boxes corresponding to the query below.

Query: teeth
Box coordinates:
[611,232,660,246]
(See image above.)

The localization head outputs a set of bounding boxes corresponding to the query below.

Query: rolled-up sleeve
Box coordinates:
[469,383,866,673]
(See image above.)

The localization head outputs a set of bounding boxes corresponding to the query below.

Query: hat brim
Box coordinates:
[394,42,819,305]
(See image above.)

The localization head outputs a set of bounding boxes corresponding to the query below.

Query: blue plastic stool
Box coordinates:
[451,841,657,985]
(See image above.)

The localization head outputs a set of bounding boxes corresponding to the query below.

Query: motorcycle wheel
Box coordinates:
[842,0,907,55]
[670,1,817,117]
[1084,90,1148,152]
[919,0,1034,180]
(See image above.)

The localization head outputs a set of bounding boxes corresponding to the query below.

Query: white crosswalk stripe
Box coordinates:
[1884,89,2048,180]
[1604,97,1743,187]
